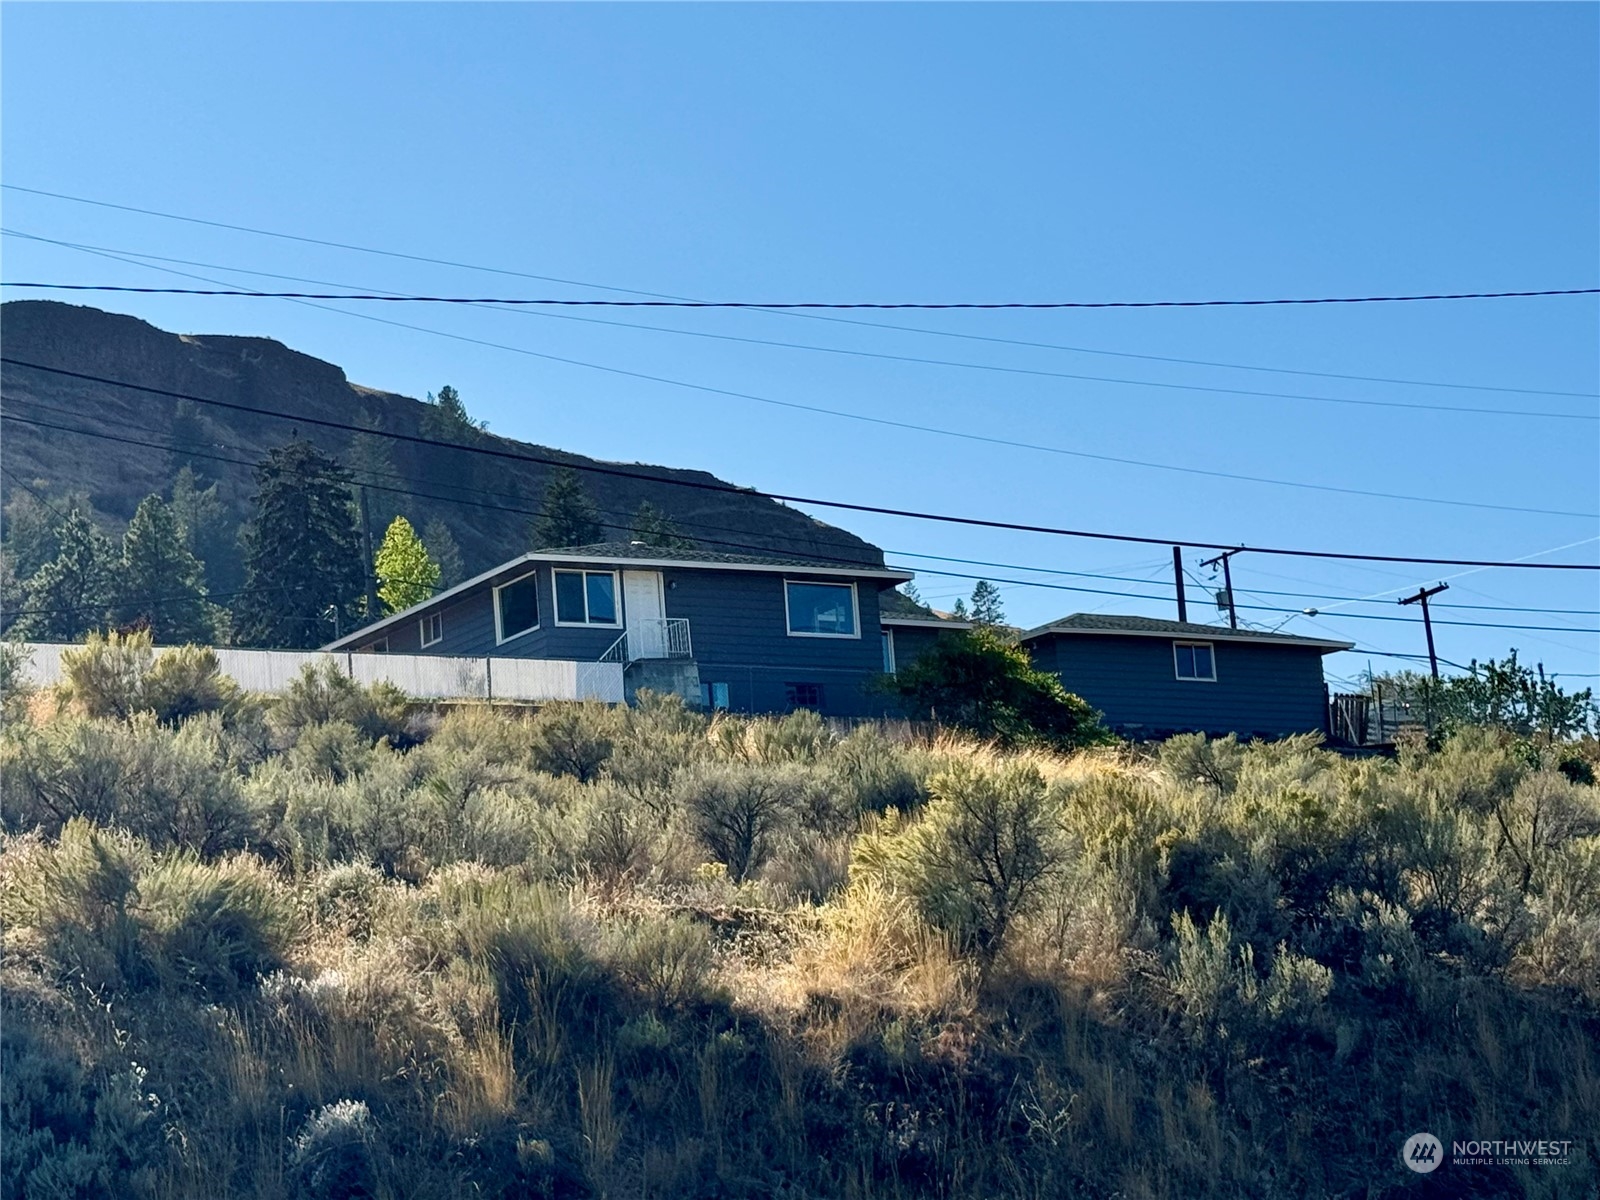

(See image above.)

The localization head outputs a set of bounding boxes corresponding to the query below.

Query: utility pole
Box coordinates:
[1172,545,1188,622]
[1199,547,1243,630]
[1399,583,1449,679]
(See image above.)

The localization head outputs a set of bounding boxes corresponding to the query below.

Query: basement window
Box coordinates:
[785,682,824,709]
[1174,641,1216,682]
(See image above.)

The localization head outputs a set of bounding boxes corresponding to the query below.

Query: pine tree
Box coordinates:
[968,580,1006,627]
[115,494,213,642]
[234,440,364,648]
[168,399,215,485]
[422,384,487,439]
[629,500,694,549]
[900,581,923,605]
[170,467,240,595]
[375,516,441,613]
[951,598,969,620]
[421,518,466,587]
[12,509,115,641]
[530,467,604,548]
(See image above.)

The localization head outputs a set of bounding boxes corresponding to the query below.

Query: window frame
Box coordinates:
[1173,640,1217,683]
[359,637,389,654]
[419,611,444,648]
[881,628,896,674]
[552,568,622,628]
[783,579,861,640]
[493,570,542,645]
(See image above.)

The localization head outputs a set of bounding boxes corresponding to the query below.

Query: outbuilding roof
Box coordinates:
[1018,613,1354,653]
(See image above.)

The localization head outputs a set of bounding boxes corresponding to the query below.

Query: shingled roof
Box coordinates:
[538,541,893,573]
[1019,613,1353,652]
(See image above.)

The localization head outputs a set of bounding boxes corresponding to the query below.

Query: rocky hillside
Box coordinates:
[0,301,883,586]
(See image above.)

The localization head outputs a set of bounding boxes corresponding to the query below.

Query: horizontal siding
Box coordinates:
[664,569,891,717]
[1031,633,1328,739]
[348,562,901,717]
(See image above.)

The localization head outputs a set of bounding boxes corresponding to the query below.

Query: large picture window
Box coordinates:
[1174,641,1216,682]
[784,580,858,638]
[554,570,619,625]
[494,573,540,643]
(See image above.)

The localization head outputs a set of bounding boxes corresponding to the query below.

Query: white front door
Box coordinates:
[623,570,666,659]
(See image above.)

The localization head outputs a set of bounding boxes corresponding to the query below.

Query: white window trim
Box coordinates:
[882,628,897,674]
[493,570,542,645]
[1173,640,1217,682]
[552,568,622,628]
[419,611,444,648]
[783,579,861,640]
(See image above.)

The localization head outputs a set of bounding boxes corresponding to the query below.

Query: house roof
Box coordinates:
[1018,613,1354,653]
[880,615,974,630]
[323,541,913,651]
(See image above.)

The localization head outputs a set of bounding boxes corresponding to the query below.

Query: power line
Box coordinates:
[9,229,1591,423]
[4,357,1598,571]
[6,248,1595,521]
[10,281,1600,310]
[7,409,1598,643]
[3,385,1600,601]
[9,182,1593,399]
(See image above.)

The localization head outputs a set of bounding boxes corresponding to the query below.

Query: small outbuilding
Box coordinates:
[1019,614,1353,740]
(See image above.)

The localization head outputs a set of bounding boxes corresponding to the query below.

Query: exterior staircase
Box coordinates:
[598,618,701,705]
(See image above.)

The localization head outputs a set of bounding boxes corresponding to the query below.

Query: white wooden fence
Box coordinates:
[11,644,625,704]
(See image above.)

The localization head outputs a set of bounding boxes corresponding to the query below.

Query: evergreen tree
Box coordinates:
[1,489,65,582]
[375,516,441,613]
[968,580,1006,627]
[951,598,969,620]
[168,399,216,485]
[629,500,695,549]
[115,495,214,643]
[421,517,466,588]
[422,384,487,440]
[901,581,923,605]
[530,467,604,548]
[234,440,364,648]
[12,509,115,642]
[170,468,241,596]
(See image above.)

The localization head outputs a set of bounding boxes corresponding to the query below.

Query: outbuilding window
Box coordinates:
[1174,641,1216,682]
[785,682,824,709]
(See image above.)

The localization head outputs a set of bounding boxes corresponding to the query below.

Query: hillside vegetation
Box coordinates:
[0,300,883,593]
[2,642,1598,1199]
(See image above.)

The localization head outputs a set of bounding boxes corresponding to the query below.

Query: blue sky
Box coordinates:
[3,3,1596,685]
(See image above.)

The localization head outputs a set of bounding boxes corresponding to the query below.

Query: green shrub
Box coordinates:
[58,630,251,729]
[864,759,1068,960]
[527,701,619,782]
[1,715,266,856]
[832,727,928,815]
[271,660,410,747]
[1158,733,1244,794]
[284,719,374,783]
[604,915,720,1010]
[879,627,1112,749]
[133,852,297,995]
[676,762,805,883]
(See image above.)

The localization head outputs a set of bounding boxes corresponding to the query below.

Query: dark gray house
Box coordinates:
[324,542,924,717]
[1020,614,1353,740]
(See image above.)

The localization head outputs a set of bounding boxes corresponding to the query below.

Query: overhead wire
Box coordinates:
[6,405,1599,639]
[5,244,1596,521]
[11,230,1594,423]
[11,281,1600,310]
[6,357,1599,571]
[4,184,1595,399]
